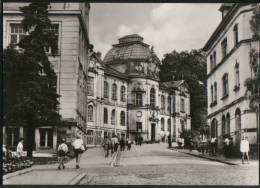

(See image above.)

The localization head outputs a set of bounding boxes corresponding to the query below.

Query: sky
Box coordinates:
[89,3,222,60]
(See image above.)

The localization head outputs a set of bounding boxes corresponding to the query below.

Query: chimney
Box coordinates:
[96,51,102,59]
[219,3,233,19]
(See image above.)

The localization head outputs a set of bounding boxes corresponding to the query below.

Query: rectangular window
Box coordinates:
[221,38,228,59]
[213,51,216,67]
[136,122,142,133]
[214,82,217,102]
[87,76,94,96]
[44,24,59,55]
[210,85,214,103]
[135,93,143,106]
[233,24,238,46]
[180,98,185,112]
[39,128,53,148]
[210,55,213,71]
[222,74,229,97]
[7,127,19,147]
[9,23,26,48]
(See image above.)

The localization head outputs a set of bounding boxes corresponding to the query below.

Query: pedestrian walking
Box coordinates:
[114,135,119,152]
[72,135,85,169]
[126,137,132,151]
[229,137,234,157]
[201,135,207,155]
[210,136,217,156]
[103,136,111,158]
[139,135,143,146]
[240,136,250,164]
[223,136,230,157]
[188,136,193,151]
[207,136,211,153]
[16,138,24,160]
[57,138,68,170]
[120,137,126,151]
[168,134,172,148]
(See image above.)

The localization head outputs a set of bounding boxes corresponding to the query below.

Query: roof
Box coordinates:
[104,66,128,80]
[103,34,157,63]
[203,4,242,52]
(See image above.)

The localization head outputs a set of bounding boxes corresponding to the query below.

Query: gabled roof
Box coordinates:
[160,80,190,90]
[203,3,244,52]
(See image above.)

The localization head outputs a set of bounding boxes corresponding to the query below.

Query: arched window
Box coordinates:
[167,96,171,113]
[112,83,117,100]
[211,118,218,138]
[222,115,225,137]
[222,73,229,97]
[235,108,241,131]
[104,108,108,124]
[161,118,165,131]
[161,95,165,111]
[104,81,109,98]
[225,113,230,136]
[88,105,93,122]
[120,111,125,126]
[111,109,116,125]
[150,88,156,107]
[167,119,171,132]
[120,86,126,102]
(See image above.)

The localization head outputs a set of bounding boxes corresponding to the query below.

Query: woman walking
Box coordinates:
[72,135,85,169]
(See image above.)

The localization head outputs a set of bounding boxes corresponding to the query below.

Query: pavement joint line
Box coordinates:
[3,168,33,180]
[170,148,237,165]
[67,172,87,185]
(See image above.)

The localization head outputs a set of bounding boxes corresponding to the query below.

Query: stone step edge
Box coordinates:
[3,167,33,181]
[67,172,87,185]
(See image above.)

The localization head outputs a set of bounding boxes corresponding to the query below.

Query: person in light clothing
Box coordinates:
[57,138,68,170]
[16,138,24,159]
[240,136,250,164]
[72,135,85,169]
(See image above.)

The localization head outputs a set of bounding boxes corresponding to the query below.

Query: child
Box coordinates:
[57,138,68,170]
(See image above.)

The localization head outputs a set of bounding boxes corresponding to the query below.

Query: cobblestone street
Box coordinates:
[79,143,258,185]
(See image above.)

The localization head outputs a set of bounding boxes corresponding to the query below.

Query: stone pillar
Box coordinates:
[35,128,40,150]
[3,126,6,145]
[19,126,24,138]
[53,127,57,149]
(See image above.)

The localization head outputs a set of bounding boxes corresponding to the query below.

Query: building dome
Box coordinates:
[103,34,155,63]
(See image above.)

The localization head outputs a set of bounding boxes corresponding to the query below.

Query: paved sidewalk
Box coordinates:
[3,147,113,185]
[170,147,259,166]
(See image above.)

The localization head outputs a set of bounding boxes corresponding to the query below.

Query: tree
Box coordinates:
[159,49,207,131]
[245,4,260,144]
[4,2,60,157]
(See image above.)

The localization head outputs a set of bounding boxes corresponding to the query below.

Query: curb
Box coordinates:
[67,172,87,185]
[3,168,33,180]
[171,148,237,165]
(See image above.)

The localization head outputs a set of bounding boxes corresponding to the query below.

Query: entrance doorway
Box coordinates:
[151,123,156,142]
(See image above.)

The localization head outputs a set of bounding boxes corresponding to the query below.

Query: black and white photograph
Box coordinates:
[2,1,259,185]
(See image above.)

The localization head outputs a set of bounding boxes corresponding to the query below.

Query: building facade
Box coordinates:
[85,34,191,145]
[204,4,259,152]
[3,2,91,152]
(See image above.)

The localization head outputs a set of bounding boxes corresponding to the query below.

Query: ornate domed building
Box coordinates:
[85,34,191,145]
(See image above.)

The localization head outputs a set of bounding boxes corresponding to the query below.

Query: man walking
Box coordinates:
[57,138,68,170]
[72,135,85,169]
[240,136,250,164]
